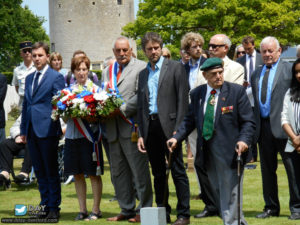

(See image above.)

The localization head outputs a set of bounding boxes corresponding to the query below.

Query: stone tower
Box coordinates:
[49,0,135,70]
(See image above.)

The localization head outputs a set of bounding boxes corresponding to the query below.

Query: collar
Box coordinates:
[37,64,48,74]
[247,50,257,59]
[189,57,201,67]
[147,56,164,71]
[206,84,220,95]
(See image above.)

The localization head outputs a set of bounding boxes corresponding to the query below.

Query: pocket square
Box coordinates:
[221,105,233,114]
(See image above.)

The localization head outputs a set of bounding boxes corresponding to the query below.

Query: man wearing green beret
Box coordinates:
[167,57,256,225]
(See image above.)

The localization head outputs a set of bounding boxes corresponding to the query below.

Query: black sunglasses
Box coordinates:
[208,44,225,49]
[22,48,32,54]
[237,51,246,55]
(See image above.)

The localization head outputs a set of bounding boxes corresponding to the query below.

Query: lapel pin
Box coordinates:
[222,97,226,101]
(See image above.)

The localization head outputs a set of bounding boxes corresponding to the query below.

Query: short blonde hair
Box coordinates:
[181,32,205,52]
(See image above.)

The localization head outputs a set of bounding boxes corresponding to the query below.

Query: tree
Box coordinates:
[0,0,49,72]
[123,0,300,59]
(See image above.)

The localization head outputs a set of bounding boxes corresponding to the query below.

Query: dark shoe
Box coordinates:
[128,214,140,223]
[75,212,88,221]
[0,174,11,190]
[14,174,29,184]
[256,209,279,218]
[46,211,60,219]
[172,217,190,225]
[289,212,300,220]
[194,209,218,218]
[85,211,102,221]
[107,214,135,221]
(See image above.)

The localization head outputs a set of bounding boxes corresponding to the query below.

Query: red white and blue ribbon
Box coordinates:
[73,118,102,175]
[107,62,134,127]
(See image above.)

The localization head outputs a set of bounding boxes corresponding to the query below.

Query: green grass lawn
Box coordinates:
[0,154,297,225]
[0,115,297,224]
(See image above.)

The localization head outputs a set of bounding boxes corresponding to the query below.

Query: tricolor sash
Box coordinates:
[107,62,138,141]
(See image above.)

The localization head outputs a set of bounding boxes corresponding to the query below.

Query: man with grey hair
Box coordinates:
[297,45,300,58]
[252,36,300,220]
[102,36,152,223]
[208,34,244,85]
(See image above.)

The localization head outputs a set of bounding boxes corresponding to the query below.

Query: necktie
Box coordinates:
[33,72,41,94]
[261,66,271,104]
[202,89,216,140]
[249,55,253,81]
[117,65,122,82]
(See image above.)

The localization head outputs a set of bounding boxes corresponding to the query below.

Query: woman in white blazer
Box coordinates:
[281,58,300,220]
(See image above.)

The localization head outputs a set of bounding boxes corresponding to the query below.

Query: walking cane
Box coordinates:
[163,142,173,207]
[237,153,242,225]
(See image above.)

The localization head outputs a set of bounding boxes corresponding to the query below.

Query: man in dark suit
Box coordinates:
[0,73,7,143]
[251,36,300,219]
[181,32,219,219]
[237,36,263,162]
[168,57,256,225]
[20,42,65,220]
[137,32,190,225]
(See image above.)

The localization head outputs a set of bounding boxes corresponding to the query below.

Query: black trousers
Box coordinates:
[0,138,32,174]
[259,118,300,213]
[28,125,61,212]
[146,119,190,218]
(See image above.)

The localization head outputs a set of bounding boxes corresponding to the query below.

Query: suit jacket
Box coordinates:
[236,51,263,81]
[21,66,65,138]
[174,81,255,168]
[102,57,146,142]
[137,58,189,142]
[223,56,244,85]
[0,73,7,128]
[184,57,206,90]
[251,59,292,141]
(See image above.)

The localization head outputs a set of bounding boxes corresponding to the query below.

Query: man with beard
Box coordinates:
[137,32,190,225]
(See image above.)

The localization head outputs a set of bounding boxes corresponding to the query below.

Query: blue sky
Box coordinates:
[21,0,139,35]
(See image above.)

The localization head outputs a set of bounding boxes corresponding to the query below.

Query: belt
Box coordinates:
[149,114,159,120]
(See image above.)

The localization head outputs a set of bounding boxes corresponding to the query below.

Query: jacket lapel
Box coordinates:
[117,58,134,86]
[255,66,263,103]
[197,85,207,131]
[214,82,229,127]
[32,68,49,97]
[271,60,282,93]
[158,58,168,90]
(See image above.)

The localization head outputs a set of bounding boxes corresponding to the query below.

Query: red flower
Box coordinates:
[84,95,95,103]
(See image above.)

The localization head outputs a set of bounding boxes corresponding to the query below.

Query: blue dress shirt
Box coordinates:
[147,56,164,114]
[258,59,280,118]
[188,58,201,88]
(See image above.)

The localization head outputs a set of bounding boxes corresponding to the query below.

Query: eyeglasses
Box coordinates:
[208,44,225,49]
[237,51,246,55]
[22,48,32,54]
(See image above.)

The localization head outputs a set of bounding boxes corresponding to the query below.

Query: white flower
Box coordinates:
[72,98,84,104]
[80,103,86,111]
[94,91,109,101]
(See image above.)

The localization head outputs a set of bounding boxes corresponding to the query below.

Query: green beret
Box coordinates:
[200,57,223,71]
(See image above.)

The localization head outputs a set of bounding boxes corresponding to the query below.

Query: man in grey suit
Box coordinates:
[103,37,152,223]
[252,36,300,219]
[237,36,264,162]
[137,32,190,225]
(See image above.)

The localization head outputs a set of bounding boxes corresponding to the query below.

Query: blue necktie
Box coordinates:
[33,72,41,94]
